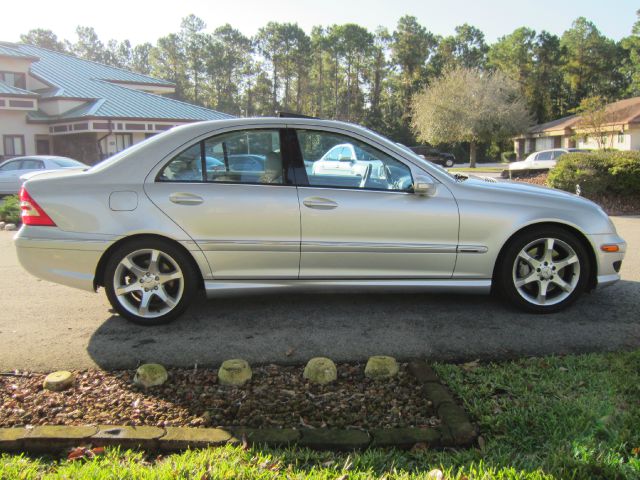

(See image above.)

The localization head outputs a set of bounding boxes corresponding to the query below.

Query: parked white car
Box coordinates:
[507,148,587,174]
[311,143,385,180]
[0,156,86,195]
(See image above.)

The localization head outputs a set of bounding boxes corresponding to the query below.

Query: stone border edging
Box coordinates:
[0,360,476,453]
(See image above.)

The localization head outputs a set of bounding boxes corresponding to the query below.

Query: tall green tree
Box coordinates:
[150,33,187,100]
[205,24,252,114]
[68,26,106,62]
[434,24,488,72]
[19,29,66,52]
[131,43,153,75]
[560,17,624,109]
[621,10,640,96]
[180,15,207,104]
[391,16,436,118]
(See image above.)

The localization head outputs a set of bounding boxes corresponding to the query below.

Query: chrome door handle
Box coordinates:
[303,197,338,210]
[169,192,203,205]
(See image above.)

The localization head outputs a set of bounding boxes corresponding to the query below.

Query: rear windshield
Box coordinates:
[51,158,85,167]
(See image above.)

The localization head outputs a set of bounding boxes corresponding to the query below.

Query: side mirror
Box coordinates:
[413,175,437,196]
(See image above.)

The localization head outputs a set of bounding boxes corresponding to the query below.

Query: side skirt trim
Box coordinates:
[204,278,491,298]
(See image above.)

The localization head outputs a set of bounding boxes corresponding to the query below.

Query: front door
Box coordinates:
[145,128,301,279]
[293,129,459,278]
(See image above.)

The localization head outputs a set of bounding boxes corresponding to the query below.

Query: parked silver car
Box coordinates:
[0,155,86,195]
[14,118,626,325]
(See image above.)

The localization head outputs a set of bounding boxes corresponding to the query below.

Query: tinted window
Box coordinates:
[0,161,21,172]
[536,151,553,161]
[158,143,203,182]
[20,160,45,170]
[297,130,413,192]
[157,129,283,185]
[204,129,282,185]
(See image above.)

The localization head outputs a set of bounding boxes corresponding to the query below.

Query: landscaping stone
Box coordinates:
[133,363,168,388]
[231,427,300,446]
[218,359,252,386]
[427,469,444,480]
[23,425,97,452]
[92,425,165,449]
[438,403,476,446]
[364,356,399,379]
[369,427,441,449]
[0,222,5,230]
[299,428,370,450]
[303,357,337,385]
[421,382,455,409]
[0,428,26,451]
[408,359,440,383]
[3,223,16,231]
[159,427,234,451]
[43,371,74,391]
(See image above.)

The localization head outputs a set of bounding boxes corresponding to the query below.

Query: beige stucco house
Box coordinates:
[0,42,231,164]
[513,97,640,159]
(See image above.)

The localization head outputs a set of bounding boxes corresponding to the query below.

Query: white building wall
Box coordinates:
[535,137,554,151]
[0,110,48,156]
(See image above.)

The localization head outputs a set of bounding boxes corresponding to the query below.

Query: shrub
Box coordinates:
[0,195,20,224]
[547,151,640,197]
[501,151,517,163]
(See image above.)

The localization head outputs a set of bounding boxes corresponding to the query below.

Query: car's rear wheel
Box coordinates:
[104,238,198,325]
[444,158,455,168]
[498,227,590,313]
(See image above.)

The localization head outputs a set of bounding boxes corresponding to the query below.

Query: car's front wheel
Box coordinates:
[498,227,590,313]
[104,238,198,325]
[444,158,455,168]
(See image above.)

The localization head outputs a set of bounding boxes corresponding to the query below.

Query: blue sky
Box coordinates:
[3,0,638,45]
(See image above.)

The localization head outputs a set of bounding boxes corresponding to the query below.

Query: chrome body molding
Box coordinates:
[204,278,492,298]
[456,245,489,254]
[302,242,457,254]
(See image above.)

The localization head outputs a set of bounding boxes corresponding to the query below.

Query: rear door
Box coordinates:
[145,127,301,279]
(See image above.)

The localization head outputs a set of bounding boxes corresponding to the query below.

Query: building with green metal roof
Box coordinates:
[0,42,232,163]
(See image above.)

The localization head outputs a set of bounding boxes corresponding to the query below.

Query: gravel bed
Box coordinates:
[0,363,438,430]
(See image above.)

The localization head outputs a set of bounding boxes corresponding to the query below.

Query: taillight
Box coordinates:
[19,187,56,226]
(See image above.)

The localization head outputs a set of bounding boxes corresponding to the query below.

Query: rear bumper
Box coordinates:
[14,226,114,292]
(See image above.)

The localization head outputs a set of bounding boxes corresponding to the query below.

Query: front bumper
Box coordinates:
[14,226,114,292]
[588,232,627,288]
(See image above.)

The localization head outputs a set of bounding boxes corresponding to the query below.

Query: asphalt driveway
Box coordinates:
[1,217,638,372]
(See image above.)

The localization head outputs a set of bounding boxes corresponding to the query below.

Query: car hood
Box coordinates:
[463,175,594,205]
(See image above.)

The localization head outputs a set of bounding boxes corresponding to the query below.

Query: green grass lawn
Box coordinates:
[2,350,639,479]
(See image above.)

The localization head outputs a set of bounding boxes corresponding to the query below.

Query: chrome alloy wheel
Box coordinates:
[512,237,581,306]
[113,249,184,319]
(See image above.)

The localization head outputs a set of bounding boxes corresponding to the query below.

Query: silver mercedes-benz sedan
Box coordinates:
[14,118,626,325]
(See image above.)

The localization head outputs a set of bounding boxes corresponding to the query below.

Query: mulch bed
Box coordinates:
[0,363,438,430]
[513,173,640,216]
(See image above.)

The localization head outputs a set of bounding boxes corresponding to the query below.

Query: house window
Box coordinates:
[3,135,25,156]
[0,71,27,90]
[115,133,132,152]
[618,132,625,144]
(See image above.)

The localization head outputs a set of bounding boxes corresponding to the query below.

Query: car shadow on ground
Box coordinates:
[86,280,640,370]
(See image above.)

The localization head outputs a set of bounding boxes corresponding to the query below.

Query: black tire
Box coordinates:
[497,226,591,313]
[104,237,199,325]
[444,158,455,168]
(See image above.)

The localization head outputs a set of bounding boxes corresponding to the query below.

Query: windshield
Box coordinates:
[394,143,459,179]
